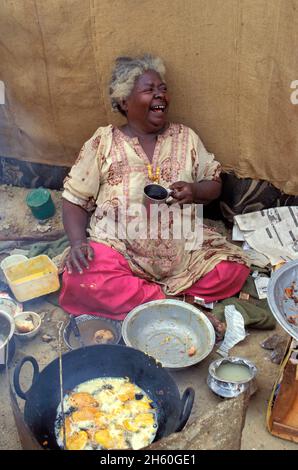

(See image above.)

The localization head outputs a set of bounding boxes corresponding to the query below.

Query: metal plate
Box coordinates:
[267,259,298,341]
[63,315,122,349]
[122,299,215,369]
[0,293,23,318]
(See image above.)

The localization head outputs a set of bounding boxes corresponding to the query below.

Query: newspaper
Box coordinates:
[254,275,270,299]
[241,246,271,268]
[232,224,246,241]
[217,305,246,357]
[234,207,298,265]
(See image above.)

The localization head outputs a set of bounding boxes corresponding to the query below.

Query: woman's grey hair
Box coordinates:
[109,54,166,115]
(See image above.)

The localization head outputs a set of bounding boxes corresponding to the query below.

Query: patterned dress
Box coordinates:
[63,123,249,295]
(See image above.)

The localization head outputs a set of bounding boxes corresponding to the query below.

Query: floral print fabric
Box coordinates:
[63,123,249,295]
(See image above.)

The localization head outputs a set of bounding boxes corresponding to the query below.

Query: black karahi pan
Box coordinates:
[13,344,194,449]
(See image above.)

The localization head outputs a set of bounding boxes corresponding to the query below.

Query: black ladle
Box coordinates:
[69,316,84,348]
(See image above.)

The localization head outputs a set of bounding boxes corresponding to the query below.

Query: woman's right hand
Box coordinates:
[65,241,94,274]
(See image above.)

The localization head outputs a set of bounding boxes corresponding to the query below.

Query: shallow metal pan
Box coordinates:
[267,259,298,341]
[122,299,215,369]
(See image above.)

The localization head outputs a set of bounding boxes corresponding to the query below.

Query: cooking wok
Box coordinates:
[13,344,194,450]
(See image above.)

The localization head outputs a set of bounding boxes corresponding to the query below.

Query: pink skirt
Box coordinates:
[59,242,250,320]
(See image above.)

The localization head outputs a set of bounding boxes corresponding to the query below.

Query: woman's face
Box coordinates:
[122,70,170,133]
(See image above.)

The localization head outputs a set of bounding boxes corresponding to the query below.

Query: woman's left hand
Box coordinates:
[169,181,195,204]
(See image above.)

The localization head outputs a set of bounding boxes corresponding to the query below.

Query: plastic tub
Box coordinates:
[26,188,55,220]
[4,255,60,302]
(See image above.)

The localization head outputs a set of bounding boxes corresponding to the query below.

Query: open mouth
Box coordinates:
[150,104,167,113]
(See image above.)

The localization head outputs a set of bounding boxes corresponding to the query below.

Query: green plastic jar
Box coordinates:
[26,187,55,220]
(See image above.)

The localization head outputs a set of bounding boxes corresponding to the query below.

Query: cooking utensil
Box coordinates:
[267,259,298,341]
[57,322,66,450]
[0,309,15,370]
[0,293,22,318]
[122,299,215,369]
[13,344,194,449]
[69,315,84,348]
[64,315,121,349]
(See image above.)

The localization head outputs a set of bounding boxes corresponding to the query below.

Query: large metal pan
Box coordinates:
[13,344,194,450]
[122,299,215,369]
[267,259,298,341]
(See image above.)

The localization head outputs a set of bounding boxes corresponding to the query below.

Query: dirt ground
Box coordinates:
[0,185,64,242]
[0,185,297,450]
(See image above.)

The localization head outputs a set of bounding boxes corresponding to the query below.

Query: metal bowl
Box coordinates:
[63,314,122,350]
[0,309,15,368]
[122,299,215,369]
[14,312,41,340]
[0,293,22,318]
[267,259,298,341]
[207,356,257,398]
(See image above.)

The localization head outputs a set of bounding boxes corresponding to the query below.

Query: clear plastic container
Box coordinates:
[4,255,60,302]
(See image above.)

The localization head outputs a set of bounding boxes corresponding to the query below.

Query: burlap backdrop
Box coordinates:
[1,0,298,193]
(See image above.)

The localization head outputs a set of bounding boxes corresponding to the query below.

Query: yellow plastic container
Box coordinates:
[4,255,60,302]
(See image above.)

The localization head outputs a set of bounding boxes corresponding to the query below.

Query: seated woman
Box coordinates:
[59,54,250,327]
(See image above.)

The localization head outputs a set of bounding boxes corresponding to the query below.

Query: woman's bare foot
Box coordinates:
[199,309,226,341]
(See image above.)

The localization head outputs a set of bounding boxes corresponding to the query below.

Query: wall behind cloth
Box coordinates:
[1,0,298,194]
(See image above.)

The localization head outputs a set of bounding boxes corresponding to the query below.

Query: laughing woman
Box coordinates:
[59,55,250,324]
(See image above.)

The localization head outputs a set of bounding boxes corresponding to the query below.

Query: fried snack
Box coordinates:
[69,392,98,408]
[134,412,155,427]
[126,399,151,412]
[123,419,138,432]
[56,378,158,450]
[187,346,197,356]
[118,383,135,402]
[94,429,115,449]
[93,329,115,344]
[15,317,35,333]
[66,431,88,450]
[71,406,103,423]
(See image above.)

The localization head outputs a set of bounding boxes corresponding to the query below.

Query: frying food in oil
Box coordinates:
[55,377,157,450]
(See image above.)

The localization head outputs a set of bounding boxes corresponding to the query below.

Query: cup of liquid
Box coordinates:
[143,183,173,206]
